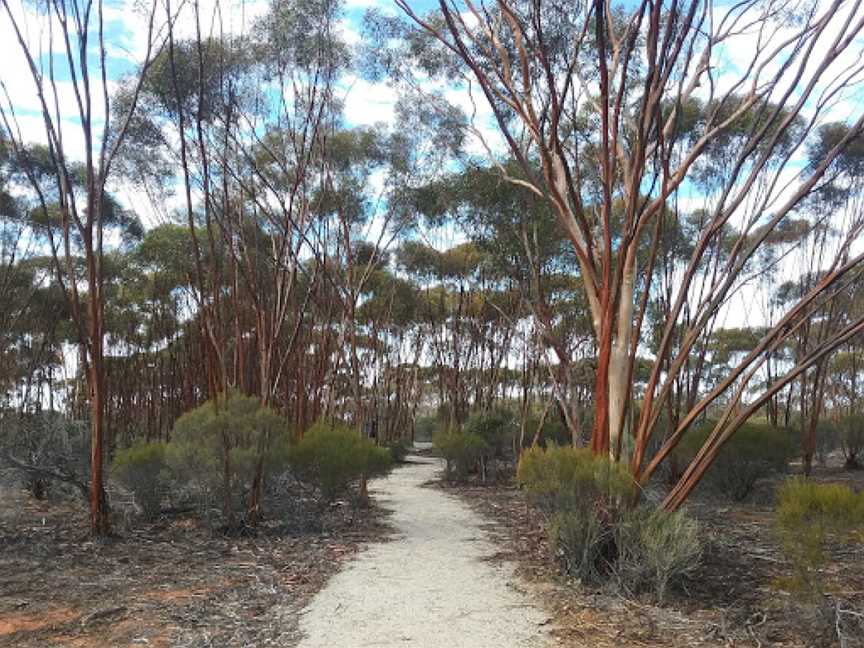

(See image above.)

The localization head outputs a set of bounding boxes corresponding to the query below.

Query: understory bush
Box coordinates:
[434,409,515,482]
[463,408,514,482]
[675,421,791,501]
[383,438,411,463]
[520,409,570,448]
[167,392,291,524]
[290,421,392,508]
[775,478,864,598]
[518,446,700,601]
[839,414,864,469]
[110,442,169,519]
[0,411,90,500]
[433,428,485,481]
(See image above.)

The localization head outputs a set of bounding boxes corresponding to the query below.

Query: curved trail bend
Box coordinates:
[296,453,551,648]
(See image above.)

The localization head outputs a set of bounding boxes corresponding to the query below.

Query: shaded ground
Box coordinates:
[295,454,550,648]
[0,486,389,647]
[437,463,864,648]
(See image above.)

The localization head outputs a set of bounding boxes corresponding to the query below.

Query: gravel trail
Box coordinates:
[295,453,551,648]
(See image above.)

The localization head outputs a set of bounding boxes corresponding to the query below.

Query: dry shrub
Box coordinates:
[518,445,700,601]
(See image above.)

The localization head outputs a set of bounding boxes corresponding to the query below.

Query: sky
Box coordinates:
[2,0,862,286]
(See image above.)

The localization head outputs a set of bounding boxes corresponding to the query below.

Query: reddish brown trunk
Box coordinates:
[591,319,613,455]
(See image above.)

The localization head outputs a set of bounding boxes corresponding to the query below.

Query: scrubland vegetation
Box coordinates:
[2,0,864,645]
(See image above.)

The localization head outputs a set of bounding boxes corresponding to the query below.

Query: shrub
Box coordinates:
[813,419,839,466]
[463,408,515,482]
[111,442,169,520]
[384,438,411,463]
[0,411,90,500]
[521,409,570,448]
[519,446,631,582]
[839,414,864,469]
[167,392,290,524]
[290,421,392,508]
[433,429,486,481]
[518,445,700,600]
[517,445,635,514]
[775,478,864,597]
[613,508,701,603]
[675,421,791,501]
[414,415,437,442]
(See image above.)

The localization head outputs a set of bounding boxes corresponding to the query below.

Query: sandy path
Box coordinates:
[295,453,551,648]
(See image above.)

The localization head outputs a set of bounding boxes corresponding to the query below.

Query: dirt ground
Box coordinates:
[437,463,864,648]
[0,486,390,648]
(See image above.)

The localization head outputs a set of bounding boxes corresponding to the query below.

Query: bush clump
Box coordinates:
[433,409,515,482]
[433,428,486,481]
[839,414,864,469]
[290,421,392,508]
[383,438,411,463]
[167,391,291,524]
[675,421,791,501]
[463,408,514,482]
[776,478,864,597]
[111,442,169,519]
[518,445,700,601]
[613,507,701,603]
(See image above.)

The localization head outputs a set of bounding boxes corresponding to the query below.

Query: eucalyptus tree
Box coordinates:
[384,0,864,508]
[0,0,161,533]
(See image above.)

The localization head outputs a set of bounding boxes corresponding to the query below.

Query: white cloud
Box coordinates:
[341,77,399,126]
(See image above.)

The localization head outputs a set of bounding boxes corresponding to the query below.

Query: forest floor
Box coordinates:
[2,454,862,648]
[0,482,390,647]
[437,461,864,648]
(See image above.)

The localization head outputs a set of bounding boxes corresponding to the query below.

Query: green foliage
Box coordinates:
[463,408,515,481]
[290,421,392,507]
[167,392,290,522]
[518,446,700,600]
[521,409,571,447]
[518,445,635,514]
[111,442,169,520]
[433,428,486,481]
[776,479,864,600]
[839,414,864,469]
[383,439,411,463]
[613,508,701,603]
[463,408,512,454]
[676,421,791,501]
[414,415,437,442]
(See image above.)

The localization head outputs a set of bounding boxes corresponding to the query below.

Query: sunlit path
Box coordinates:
[295,452,550,648]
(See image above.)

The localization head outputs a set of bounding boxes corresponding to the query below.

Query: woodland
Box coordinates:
[1,0,864,646]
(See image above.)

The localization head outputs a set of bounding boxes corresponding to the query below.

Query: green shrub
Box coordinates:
[517,445,635,514]
[290,421,392,507]
[111,442,169,520]
[776,478,864,597]
[675,421,791,501]
[813,419,839,466]
[463,408,515,482]
[518,445,700,600]
[521,409,570,448]
[167,392,290,523]
[384,438,411,463]
[518,446,631,582]
[839,414,864,469]
[433,429,486,481]
[414,415,437,442]
[613,508,701,603]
